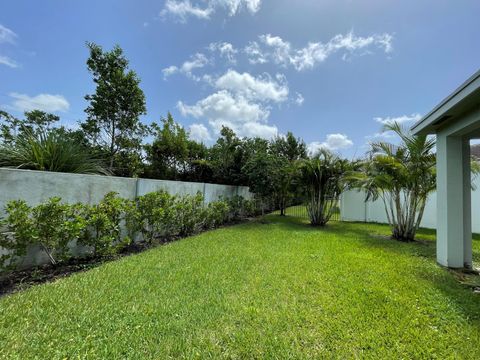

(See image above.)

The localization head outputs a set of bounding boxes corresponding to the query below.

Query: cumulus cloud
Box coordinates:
[178,90,269,126]
[208,42,237,64]
[308,134,353,155]
[162,53,210,79]
[215,70,289,102]
[189,123,212,142]
[177,69,288,139]
[245,31,394,71]
[7,93,70,113]
[374,113,422,126]
[244,41,268,65]
[161,0,261,22]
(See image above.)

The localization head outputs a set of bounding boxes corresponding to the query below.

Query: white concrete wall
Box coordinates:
[0,168,252,268]
[341,176,480,233]
[0,168,252,216]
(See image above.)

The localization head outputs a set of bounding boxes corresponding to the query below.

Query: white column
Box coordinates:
[436,134,472,268]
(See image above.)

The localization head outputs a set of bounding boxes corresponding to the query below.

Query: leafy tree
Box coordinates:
[271,132,307,161]
[243,151,295,214]
[349,122,436,241]
[298,150,351,226]
[0,128,109,174]
[145,113,190,180]
[0,110,60,144]
[81,42,147,175]
[183,140,213,182]
[210,127,247,185]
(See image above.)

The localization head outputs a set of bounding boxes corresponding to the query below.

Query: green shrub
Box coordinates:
[0,191,258,272]
[226,196,259,221]
[175,192,205,237]
[79,192,128,257]
[205,200,231,229]
[0,200,35,270]
[31,198,86,264]
[0,198,85,268]
[134,191,178,243]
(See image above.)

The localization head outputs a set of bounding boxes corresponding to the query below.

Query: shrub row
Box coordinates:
[0,191,259,271]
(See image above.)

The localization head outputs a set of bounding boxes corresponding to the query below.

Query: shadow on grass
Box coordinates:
[264,214,480,325]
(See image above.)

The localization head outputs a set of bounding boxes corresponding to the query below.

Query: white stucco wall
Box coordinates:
[341,176,480,233]
[0,168,252,268]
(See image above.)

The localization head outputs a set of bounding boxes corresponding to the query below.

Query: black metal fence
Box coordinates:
[273,199,341,221]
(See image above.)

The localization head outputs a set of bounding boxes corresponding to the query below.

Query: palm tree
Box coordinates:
[0,129,110,175]
[349,122,436,241]
[298,150,351,226]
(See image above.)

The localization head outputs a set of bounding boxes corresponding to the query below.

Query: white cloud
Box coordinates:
[0,55,18,68]
[178,90,269,124]
[374,113,422,126]
[160,0,213,22]
[189,123,212,142]
[244,41,268,64]
[161,0,261,22]
[162,53,210,79]
[0,24,17,44]
[246,31,394,71]
[0,24,19,68]
[208,42,237,64]
[178,90,278,139]
[7,93,70,113]
[295,93,304,106]
[215,70,289,102]
[308,134,353,155]
[177,69,289,139]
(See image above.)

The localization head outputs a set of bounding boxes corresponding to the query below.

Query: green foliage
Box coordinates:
[205,200,231,229]
[79,192,128,257]
[133,191,178,243]
[175,192,205,237]
[0,110,60,145]
[31,198,85,264]
[0,128,110,174]
[146,113,190,180]
[225,195,259,221]
[81,42,147,176]
[298,150,351,226]
[0,200,34,270]
[1,189,256,271]
[349,122,436,241]
[0,198,86,267]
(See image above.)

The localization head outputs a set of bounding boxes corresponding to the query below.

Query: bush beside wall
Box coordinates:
[0,191,260,272]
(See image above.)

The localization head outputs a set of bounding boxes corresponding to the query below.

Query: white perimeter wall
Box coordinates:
[0,168,252,268]
[341,176,480,232]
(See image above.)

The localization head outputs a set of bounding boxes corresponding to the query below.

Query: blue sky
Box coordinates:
[1,0,479,157]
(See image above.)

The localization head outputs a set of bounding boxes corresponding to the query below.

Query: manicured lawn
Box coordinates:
[1,216,480,358]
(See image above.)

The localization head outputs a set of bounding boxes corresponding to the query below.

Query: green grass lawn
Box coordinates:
[1,216,480,359]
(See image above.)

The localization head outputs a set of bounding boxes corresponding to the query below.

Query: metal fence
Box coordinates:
[273,199,341,221]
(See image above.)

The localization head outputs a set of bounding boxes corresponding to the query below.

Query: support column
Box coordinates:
[436,134,472,268]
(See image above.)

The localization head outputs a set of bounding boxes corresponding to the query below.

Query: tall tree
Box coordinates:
[349,122,437,241]
[271,132,307,161]
[0,110,60,144]
[81,42,147,175]
[145,113,190,180]
[298,150,351,226]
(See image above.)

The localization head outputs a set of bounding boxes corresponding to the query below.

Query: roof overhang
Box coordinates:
[411,69,480,135]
